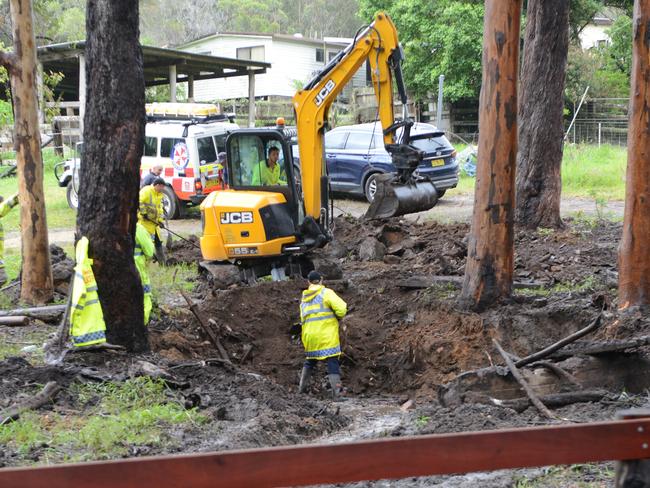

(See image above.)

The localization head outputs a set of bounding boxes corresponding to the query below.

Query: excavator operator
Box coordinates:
[251,145,287,186]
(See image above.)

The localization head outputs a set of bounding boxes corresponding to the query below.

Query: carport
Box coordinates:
[37,41,270,129]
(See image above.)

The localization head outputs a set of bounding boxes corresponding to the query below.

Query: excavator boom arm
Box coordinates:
[292,12,404,222]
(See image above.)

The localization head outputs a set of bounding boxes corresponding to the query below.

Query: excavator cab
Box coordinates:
[200,128,327,280]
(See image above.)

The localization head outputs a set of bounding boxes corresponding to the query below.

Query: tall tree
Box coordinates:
[0,0,54,304]
[515,0,570,229]
[78,0,147,351]
[459,0,521,310]
[618,0,650,308]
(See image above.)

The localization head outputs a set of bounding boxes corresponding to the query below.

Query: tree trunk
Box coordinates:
[78,0,147,351]
[619,0,650,308]
[458,0,521,311]
[515,0,569,229]
[8,0,54,305]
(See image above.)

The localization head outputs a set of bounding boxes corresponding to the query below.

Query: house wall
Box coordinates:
[180,35,367,101]
[579,23,611,49]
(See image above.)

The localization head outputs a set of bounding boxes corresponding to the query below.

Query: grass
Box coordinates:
[0,377,208,463]
[452,143,627,200]
[0,328,50,362]
[0,148,75,232]
[148,262,196,304]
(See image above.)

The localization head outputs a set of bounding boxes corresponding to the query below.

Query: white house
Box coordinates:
[579,8,620,49]
[178,32,369,101]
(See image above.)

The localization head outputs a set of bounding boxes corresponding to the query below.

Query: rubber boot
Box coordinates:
[328,373,342,400]
[298,367,312,393]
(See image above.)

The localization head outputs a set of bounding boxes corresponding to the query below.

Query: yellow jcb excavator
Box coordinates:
[200,12,439,280]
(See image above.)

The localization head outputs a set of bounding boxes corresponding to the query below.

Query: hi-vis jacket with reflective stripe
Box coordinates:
[135,223,155,324]
[69,237,106,347]
[138,185,164,237]
[0,193,18,279]
[300,284,347,360]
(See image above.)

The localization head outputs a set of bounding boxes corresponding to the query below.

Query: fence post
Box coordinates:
[598,122,602,147]
[615,409,650,487]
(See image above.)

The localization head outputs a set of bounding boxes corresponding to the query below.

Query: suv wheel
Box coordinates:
[66,184,79,210]
[161,185,180,219]
[364,173,380,203]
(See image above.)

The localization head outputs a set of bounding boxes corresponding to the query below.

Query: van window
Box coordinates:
[197,136,217,164]
[213,134,227,154]
[410,134,450,153]
[345,131,373,150]
[325,131,347,150]
[144,136,158,157]
[161,138,185,159]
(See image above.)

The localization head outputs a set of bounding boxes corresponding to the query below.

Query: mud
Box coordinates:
[0,216,647,486]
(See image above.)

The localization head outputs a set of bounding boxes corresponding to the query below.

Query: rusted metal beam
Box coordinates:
[1,419,650,488]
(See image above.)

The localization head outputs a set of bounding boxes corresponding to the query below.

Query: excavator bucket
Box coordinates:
[365,173,439,220]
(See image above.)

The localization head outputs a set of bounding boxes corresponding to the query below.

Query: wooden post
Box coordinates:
[248,69,255,127]
[615,409,650,487]
[619,0,650,308]
[78,53,86,136]
[187,74,194,102]
[0,0,54,305]
[169,64,177,102]
[459,0,521,311]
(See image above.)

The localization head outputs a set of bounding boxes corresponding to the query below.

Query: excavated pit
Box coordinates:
[151,216,650,403]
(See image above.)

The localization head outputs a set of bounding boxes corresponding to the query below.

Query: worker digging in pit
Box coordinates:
[138,177,166,264]
[299,270,348,399]
[0,193,18,286]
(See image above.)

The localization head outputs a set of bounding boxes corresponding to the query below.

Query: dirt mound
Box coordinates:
[165,235,202,265]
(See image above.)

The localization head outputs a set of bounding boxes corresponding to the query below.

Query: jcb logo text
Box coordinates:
[220,212,254,224]
[315,80,336,107]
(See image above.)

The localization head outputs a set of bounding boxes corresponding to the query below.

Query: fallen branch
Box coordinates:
[0,316,30,326]
[493,339,557,420]
[178,289,230,363]
[515,314,602,368]
[550,335,650,358]
[44,276,73,365]
[0,381,61,425]
[489,389,609,413]
[68,343,126,353]
[0,304,67,320]
[529,360,581,388]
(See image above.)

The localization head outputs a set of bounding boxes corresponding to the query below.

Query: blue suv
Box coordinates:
[320,122,459,202]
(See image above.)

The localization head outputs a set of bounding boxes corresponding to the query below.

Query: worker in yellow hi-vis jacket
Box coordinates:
[0,193,19,286]
[134,222,155,323]
[298,270,347,399]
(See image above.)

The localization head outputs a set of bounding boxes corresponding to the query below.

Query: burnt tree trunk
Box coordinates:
[515,0,569,229]
[619,0,650,308]
[459,0,521,311]
[0,0,54,305]
[78,0,147,351]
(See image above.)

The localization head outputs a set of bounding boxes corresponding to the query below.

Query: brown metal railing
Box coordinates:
[1,417,649,488]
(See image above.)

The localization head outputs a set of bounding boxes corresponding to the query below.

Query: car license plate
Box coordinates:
[431,159,445,167]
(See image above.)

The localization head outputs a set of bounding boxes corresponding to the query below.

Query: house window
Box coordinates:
[328,50,339,62]
[315,48,324,63]
[237,45,265,61]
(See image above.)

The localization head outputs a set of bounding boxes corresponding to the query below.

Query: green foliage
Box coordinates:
[603,14,632,76]
[360,0,484,102]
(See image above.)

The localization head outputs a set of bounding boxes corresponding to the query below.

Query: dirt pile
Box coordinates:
[147,216,636,401]
[165,234,202,265]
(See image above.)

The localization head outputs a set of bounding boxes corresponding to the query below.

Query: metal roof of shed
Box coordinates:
[37,41,270,97]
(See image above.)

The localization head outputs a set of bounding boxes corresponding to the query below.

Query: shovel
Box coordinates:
[165,217,173,250]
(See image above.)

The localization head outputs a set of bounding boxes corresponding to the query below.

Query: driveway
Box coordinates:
[4,195,624,249]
